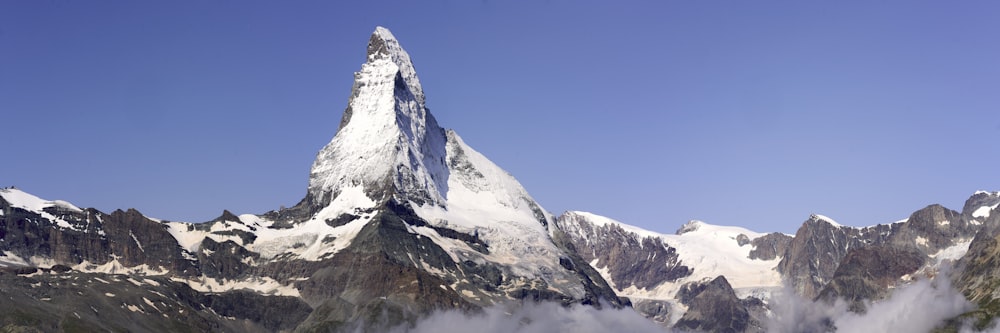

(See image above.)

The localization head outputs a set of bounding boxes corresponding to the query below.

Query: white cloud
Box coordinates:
[381,271,992,332]
[394,301,669,333]
[767,273,974,333]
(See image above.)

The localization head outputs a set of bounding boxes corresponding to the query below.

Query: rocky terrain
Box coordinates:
[4,26,1000,332]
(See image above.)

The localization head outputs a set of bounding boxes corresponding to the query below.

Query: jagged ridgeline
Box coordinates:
[0,27,624,332]
[3,27,1000,333]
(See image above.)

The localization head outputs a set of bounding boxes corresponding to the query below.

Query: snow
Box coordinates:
[408,131,583,293]
[130,232,144,252]
[126,277,144,286]
[309,27,447,211]
[170,276,299,297]
[915,236,929,247]
[0,188,81,213]
[162,186,377,262]
[0,251,29,268]
[250,186,376,260]
[561,211,782,303]
[812,214,843,227]
[973,203,999,218]
[301,25,578,292]
[143,297,159,311]
[165,222,208,252]
[0,188,81,230]
[931,239,972,264]
[73,259,169,276]
[105,293,116,297]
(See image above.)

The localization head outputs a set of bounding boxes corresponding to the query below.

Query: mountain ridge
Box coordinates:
[4,26,1000,332]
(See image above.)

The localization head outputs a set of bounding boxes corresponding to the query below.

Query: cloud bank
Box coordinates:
[395,301,667,333]
[767,274,975,333]
[390,273,995,332]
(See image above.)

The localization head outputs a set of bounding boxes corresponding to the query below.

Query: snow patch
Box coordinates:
[171,276,299,297]
[165,222,208,252]
[972,203,999,218]
[0,188,81,212]
[142,297,159,311]
[931,239,972,264]
[0,251,29,268]
[563,211,781,303]
[812,214,843,227]
[130,232,144,252]
[0,188,81,230]
[73,259,169,276]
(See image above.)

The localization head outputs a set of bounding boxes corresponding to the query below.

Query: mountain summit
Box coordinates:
[4,27,1000,333]
[308,26,446,210]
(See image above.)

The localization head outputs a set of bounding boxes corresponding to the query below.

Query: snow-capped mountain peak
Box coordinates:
[368,26,425,107]
[308,26,448,210]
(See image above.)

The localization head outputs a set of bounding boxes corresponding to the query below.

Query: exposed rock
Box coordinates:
[777,204,979,300]
[0,196,199,277]
[736,234,751,246]
[0,271,306,333]
[675,276,757,333]
[886,204,966,254]
[630,298,673,327]
[748,232,792,260]
[777,215,878,299]
[554,212,691,291]
[953,205,1000,329]
[816,245,925,312]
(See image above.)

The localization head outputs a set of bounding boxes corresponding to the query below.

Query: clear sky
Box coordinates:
[2,1,998,234]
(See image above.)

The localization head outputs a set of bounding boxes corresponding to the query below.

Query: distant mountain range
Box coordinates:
[3,27,1000,333]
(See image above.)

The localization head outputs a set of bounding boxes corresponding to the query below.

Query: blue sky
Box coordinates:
[2,1,998,234]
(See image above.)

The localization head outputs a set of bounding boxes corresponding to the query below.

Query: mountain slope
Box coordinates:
[0,27,623,332]
[555,211,784,327]
[4,25,1000,333]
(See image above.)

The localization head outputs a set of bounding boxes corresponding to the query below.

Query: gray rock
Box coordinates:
[674,276,758,333]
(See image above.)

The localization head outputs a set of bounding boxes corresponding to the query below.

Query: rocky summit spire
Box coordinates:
[367,26,425,107]
[308,26,448,211]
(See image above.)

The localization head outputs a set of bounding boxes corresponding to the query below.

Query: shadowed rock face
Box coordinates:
[778,203,980,300]
[886,204,967,253]
[674,276,758,333]
[777,216,883,299]
[286,199,627,332]
[953,201,1000,329]
[554,213,691,291]
[816,245,925,312]
[0,268,311,333]
[0,196,199,276]
[747,232,792,260]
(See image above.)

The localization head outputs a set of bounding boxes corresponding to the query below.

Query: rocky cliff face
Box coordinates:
[555,212,691,290]
[953,192,1000,329]
[0,27,623,332]
[673,276,762,333]
[5,25,1000,333]
[777,204,976,300]
[0,190,198,276]
[815,245,925,312]
[555,212,784,332]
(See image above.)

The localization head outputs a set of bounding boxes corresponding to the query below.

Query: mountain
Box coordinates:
[555,194,1000,332]
[3,26,1000,332]
[555,211,784,328]
[0,27,621,332]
